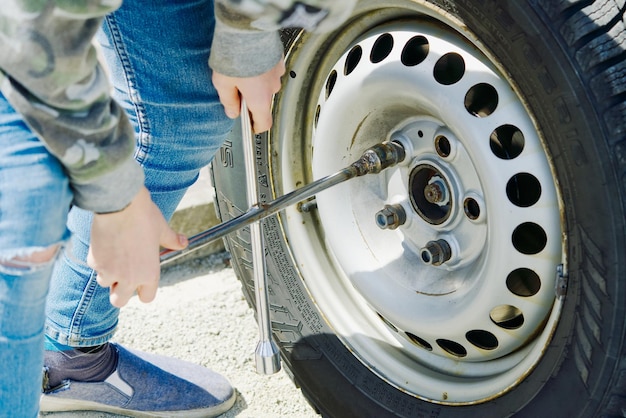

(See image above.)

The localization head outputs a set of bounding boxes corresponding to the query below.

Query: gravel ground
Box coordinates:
[41,252,319,418]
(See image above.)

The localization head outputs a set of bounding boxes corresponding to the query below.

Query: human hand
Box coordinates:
[212,58,285,133]
[87,186,188,308]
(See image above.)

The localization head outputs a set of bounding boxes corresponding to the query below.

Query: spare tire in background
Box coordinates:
[211,1,626,416]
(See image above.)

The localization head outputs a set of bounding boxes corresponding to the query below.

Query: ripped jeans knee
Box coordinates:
[0,243,62,343]
[0,244,61,304]
[0,244,62,273]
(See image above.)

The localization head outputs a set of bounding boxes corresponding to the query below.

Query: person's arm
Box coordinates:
[209,0,356,132]
[0,2,187,307]
[0,1,142,213]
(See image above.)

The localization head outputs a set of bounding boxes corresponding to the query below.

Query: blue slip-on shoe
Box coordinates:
[40,344,236,417]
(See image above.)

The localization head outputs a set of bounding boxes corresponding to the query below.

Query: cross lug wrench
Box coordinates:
[241,101,281,375]
[159,108,406,375]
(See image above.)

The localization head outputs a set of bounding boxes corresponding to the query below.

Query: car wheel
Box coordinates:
[211,1,626,416]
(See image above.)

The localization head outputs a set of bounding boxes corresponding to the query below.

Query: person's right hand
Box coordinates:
[212,58,286,133]
[87,186,188,308]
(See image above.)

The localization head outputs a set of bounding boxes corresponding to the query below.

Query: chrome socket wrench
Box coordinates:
[160,139,406,265]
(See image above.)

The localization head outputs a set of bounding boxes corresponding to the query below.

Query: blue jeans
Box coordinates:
[0,95,74,417]
[0,0,230,415]
[45,0,232,347]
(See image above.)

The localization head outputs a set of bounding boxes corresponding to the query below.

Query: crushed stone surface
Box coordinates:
[41,253,319,418]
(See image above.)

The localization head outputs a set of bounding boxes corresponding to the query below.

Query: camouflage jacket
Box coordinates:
[0,0,354,213]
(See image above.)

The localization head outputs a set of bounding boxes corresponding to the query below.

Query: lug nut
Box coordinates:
[420,239,452,266]
[298,198,318,213]
[375,204,407,230]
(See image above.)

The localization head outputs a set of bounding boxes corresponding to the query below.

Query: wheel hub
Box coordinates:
[410,164,452,224]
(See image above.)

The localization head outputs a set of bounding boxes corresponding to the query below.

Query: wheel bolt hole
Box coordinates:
[464,197,481,220]
[435,135,451,158]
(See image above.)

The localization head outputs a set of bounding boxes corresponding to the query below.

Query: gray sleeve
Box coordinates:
[209,17,284,78]
[0,1,144,213]
[210,0,356,77]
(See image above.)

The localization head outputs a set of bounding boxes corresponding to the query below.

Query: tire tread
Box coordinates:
[538,0,626,137]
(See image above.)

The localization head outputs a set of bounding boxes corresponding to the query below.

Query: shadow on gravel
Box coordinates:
[159,251,232,288]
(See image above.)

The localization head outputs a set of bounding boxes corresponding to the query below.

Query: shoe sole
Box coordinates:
[40,390,236,418]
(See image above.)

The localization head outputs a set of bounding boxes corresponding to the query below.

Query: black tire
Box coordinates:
[211,1,626,417]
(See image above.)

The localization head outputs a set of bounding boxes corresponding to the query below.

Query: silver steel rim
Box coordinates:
[273,6,564,405]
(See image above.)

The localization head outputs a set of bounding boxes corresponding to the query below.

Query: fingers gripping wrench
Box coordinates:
[159,106,406,374]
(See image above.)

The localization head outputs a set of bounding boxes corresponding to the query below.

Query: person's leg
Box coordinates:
[45,0,232,349]
[41,0,236,415]
[0,93,73,417]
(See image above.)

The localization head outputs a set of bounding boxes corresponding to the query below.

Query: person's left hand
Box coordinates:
[212,58,285,133]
